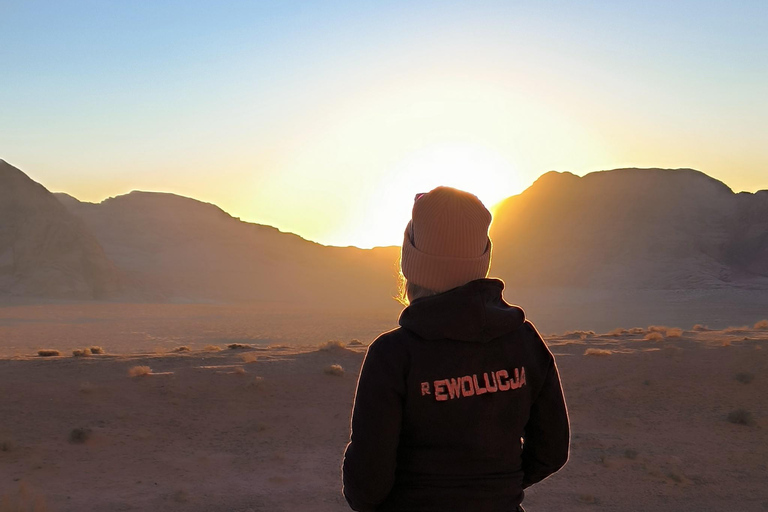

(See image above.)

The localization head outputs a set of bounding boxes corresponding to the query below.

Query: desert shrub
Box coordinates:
[69,427,92,444]
[233,366,246,375]
[89,346,104,354]
[319,340,346,351]
[564,330,595,338]
[324,364,344,376]
[644,332,664,342]
[667,471,684,483]
[647,325,667,333]
[692,324,710,331]
[727,409,754,426]
[228,343,252,350]
[606,328,628,337]
[348,339,363,346]
[724,326,749,334]
[754,319,768,330]
[0,482,47,511]
[628,327,645,334]
[735,372,755,384]
[577,494,597,504]
[72,348,92,357]
[584,348,612,356]
[241,352,258,363]
[204,344,222,352]
[128,365,151,377]
[37,349,60,357]
[172,346,190,352]
[172,490,189,503]
[665,328,683,338]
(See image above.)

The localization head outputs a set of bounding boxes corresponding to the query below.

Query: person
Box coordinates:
[341,186,570,512]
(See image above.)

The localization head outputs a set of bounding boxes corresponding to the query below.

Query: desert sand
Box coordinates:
[1,321,767,512]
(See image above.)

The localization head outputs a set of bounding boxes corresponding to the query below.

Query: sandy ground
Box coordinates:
[1,324,767,511]
[3,288,768,357]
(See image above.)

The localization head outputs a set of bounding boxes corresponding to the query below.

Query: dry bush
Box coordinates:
[644,332,664,342]
[755,319,768,330]
[319,340,346,351]
[724,326,750,334]
[324,364,344,376]
[348,339,363,346]
[233,366,246,375]
[584,348,612,356]
[692,324,711,332]
[240,352,258,363]
[128,365,151,377]
[171,490,189,503]
[665,328,683,338]
[37,349,60,357]
[72,348,92,357]
[227,343,252,350]
[667,471,685,483]
[577,494,597,504]
[69,427,92,444]
[203,344,222,352]
[172,346,190,352]
[735,372,755,384]
[564,330,595,338]
[89,346,104,354]
[606,328,628,337]
[0,482,47,512]
[727,409,754,426]
[647,325,667,333]
[628,327,645,334]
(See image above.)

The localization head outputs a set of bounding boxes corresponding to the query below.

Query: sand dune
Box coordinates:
[1,325,766,511]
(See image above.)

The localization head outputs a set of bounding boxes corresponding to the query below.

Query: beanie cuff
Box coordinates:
[401,229,492,293]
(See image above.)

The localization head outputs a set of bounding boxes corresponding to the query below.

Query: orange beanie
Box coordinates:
[400,186,492,293]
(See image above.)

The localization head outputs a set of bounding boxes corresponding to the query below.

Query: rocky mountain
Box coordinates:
[0,160,127,299]
[3,160,765,304]
[489,168,768,289]
[56,190,400,306]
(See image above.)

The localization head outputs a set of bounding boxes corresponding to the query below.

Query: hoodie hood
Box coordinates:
[398,278,525,342]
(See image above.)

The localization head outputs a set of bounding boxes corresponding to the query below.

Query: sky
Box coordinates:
[1,0,766,248]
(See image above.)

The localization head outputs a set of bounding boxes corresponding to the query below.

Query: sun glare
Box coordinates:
[388,143,521,210]
[337,143,522,248]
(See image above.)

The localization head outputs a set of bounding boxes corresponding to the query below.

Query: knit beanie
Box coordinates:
[400,186,492,293]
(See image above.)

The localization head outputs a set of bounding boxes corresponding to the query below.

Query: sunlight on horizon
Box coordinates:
[321,143,523,249]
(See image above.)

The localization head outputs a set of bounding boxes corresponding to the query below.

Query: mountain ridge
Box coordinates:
[2,160,767,303]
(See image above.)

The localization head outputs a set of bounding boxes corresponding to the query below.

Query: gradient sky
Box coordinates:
[1,0,766,248]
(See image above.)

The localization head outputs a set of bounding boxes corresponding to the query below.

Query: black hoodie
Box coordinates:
[342,279,570,512]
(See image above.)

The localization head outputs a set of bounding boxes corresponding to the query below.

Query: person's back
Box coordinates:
[342,187,569,512]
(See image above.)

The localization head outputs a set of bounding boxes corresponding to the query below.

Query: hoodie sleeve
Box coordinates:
[521,332,570,489]
[342,337,406,511]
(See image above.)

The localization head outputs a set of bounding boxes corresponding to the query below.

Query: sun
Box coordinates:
[388,143,521,211]
[338,142,522,248]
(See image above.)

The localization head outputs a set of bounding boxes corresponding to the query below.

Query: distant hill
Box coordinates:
[489,168,768,289]
[56,190,400,306]
[2,160,766,305]
[0,160,127,299]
